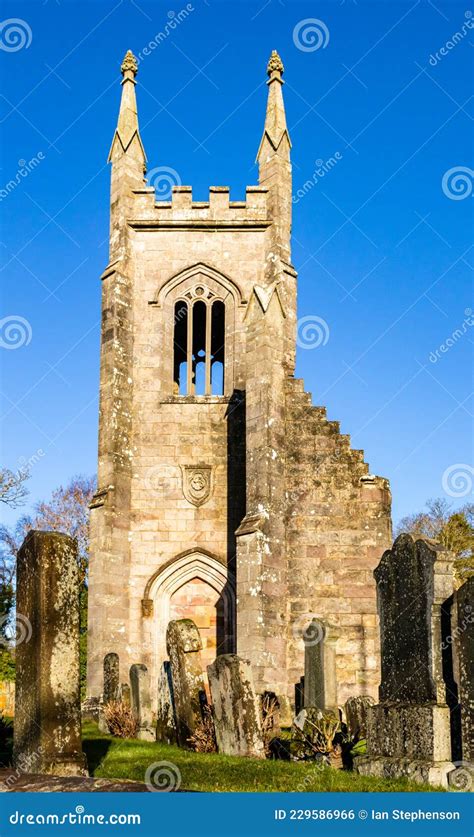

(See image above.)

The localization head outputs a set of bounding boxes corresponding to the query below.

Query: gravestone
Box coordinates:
[156,661,176,745]
[356,534,455,787]
[295,677,304,715]
[207,654,265,758]
[13,531,87,776]
[303,618,325,709]
[119,683,131,706]
[130,664,155,741]
[344,695,374,741]
[453,578,474,763]
[166,619,207,747]
[103,653,119,703]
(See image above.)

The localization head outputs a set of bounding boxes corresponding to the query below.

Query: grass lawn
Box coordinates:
[82,722,440,793]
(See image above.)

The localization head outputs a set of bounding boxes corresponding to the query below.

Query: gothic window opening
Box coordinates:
[173,293,225,396]
[173,302,188,396]
[211,301,225,396]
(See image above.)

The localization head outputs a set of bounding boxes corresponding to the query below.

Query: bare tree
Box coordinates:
[0,467,29,509]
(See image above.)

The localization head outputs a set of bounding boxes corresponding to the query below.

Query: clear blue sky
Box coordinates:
[1,0,473,528]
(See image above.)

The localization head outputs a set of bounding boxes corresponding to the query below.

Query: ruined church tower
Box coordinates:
[87,50,392,709]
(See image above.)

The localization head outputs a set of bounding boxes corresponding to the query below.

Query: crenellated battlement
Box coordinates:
[129,184,269,229]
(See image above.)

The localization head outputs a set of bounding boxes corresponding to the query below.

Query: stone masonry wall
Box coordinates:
[284,378,392,704]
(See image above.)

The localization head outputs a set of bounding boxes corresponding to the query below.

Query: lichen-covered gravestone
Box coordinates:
[207,654,265,758]
[103,653,120,703]
[344,695,374,741]
[303,618,325,710]
[156,661,176,745]
[13,531,88,776]
[119,682,131,706]
[166,619,206,747]
[130,664,155,740]
[454,578,474,763]
[356,534,455,788]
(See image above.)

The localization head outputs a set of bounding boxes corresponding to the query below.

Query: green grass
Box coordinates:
[82,722,441,793]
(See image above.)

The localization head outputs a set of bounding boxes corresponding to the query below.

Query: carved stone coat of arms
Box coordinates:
[182,466,212,507]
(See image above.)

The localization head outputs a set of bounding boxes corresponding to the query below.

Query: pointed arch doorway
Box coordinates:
[144,550,235,672]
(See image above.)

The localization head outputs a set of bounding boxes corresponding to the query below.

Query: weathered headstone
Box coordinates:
[81,696,101,722]
[453,578,474,763]
[295,677,304,715]
[156,661,176,745]
[207,654,265,758]
[119,682,131,706]
[130,664,155,741]
[303,618,325,709]
[13,531,87,776]
[103,653,120,703]
[356,534,455,787]
[344,695,374,741]
[166,619,206,747]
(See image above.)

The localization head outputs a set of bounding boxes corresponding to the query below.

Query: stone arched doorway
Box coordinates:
[144,550,235,673]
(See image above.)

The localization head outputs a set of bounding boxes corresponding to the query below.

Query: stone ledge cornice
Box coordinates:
[127,219,272,231]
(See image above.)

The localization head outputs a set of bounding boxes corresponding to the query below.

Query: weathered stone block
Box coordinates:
[130,664,155,741]
[344,695,374,740]
[356,534,456,788]
[207,654,264,758]
[156,661,176,745]
[13,531,87,776]
[453,578,474,762]
[103,652,119,703]
[166,619,206,747]
[375,534,454,704]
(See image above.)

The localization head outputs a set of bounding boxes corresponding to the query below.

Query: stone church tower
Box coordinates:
[87,49,392,709]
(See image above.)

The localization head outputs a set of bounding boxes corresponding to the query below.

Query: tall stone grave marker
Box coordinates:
[454,578,474,763]
[156,661,176,745]
[207,654,265,758]
[166,619,206,747]
[103,653,120,703]
[303,619,325,710]
[356,534,455,787]
[13,531,87,776]
[130,664,155,740]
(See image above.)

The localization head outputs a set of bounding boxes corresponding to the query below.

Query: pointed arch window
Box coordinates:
[173,292,225,396]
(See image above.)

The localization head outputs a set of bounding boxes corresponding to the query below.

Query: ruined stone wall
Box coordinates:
[284,377,392,704]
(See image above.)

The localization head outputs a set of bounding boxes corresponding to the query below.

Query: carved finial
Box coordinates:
[121,49,138,77]
[267,50,284,77]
